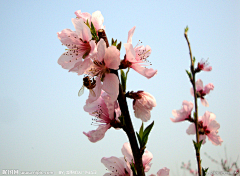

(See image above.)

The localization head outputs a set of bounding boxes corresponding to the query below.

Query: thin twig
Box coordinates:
[184,29,202,176]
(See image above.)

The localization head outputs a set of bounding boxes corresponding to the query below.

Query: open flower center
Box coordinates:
[198,121,210,135]
[64,38,91,63]
[89,59,110,79]
[91,105,111,126]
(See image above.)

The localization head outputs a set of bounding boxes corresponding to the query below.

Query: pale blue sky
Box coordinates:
[0,1,239,175]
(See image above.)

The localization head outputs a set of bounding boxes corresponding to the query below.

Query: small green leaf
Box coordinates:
[202,167,209,176]
[193,56,196,66]
[194,112,196,119]
[199,140,203,149]
[142,121,154,146]
[118,115,125,126]
[117,41,122,51]
[193,140,203,152]
[185,70,192,80]
[139,122,144,139]
[90,22,98,41]
[185,26,189,33]
[130,162,137,176]
[120,69,127,93]
[193,140,198,151]
[85,19,90,28]
[143,121,154,138]
[113,39,117,46]
[136,132,142,147]
[111,38,117,46]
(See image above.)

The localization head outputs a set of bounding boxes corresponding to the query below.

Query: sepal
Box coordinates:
[117,42,122,51]
[111,38,122,51]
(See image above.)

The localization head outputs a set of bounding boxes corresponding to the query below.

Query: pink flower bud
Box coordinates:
[132,91,156,122]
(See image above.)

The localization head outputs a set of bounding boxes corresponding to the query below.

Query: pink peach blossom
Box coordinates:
[75,10,105,31]
[57,18,96,75]
[197,58,212,72]
[170,100,193,122]
[123,26,157,79]
[87,39,120,102]
[101,156,132,176]
[186,111,223,145]
[121,142,153,172]
[83,92,120,142]
[132,91,156,122]
[149,167,170,176]
[190,79,214,107]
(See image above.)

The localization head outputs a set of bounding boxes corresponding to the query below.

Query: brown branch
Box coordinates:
[117,80,145,176]
[98,29,109,47]
[185,30,202,176]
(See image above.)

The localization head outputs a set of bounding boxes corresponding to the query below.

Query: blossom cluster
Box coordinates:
[57,10,158,143]
[57,9,163,175]
[170,59,223,146]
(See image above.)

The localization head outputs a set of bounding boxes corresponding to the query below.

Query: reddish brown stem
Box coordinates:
[98,29,109,47]
[117,80,145,176]
[185,30,202,176]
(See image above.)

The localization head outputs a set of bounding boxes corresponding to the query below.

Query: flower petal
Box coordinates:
[142,149,153,172]
[200,98,209,107]
[207,132,223,146]
[134,101,151,122]
[157,167,170,176]
[71,18,92,41]
[171,100,193,122]
[83,124,110,143]
[102,92,115,120]
[75,10,91,22]
[190,87,194,97]
[124,43,137,62]
[204,83,214,94]
[131,63,157,79]
[186,123,196,135]
[102,74,119,102]
[199,135,207,144]
[204,112,220,132]
[121,142,134,163]
[127,26,136,44]
[101,156,131,176]
[96,39,106,62]
[195,79,203,91]
[69,58,93,75]
[57,29,80,49]
[203,66,212,71]
[58,50,81,70]
[84,92,104,113]
[91,11,104,31]
[104,46,120,69]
